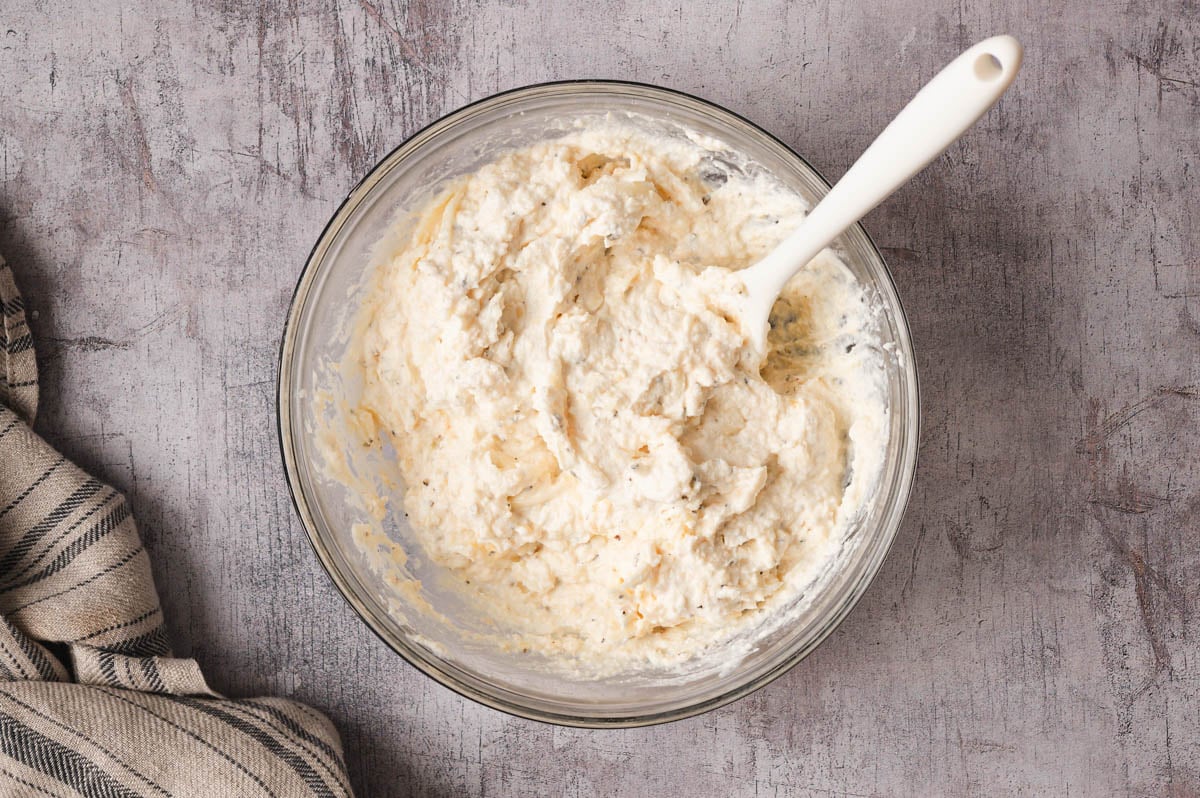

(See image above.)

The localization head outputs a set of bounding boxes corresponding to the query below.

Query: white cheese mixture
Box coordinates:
[352,122,888,669]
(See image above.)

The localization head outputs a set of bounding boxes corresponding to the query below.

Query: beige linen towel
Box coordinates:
[0,256,353,797]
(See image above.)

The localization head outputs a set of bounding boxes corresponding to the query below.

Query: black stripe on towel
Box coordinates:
[0,708,142,798]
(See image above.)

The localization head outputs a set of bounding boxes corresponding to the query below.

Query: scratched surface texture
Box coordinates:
[2,1,1198,795]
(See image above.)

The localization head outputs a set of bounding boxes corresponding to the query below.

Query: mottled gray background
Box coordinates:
[2,1,1198,795]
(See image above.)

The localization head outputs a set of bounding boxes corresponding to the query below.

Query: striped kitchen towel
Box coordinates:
[0,256,354,797]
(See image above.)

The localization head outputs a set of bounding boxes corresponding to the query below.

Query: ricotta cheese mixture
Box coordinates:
[351,121,888,669]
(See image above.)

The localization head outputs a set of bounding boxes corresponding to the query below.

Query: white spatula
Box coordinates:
[737,35,1023,352]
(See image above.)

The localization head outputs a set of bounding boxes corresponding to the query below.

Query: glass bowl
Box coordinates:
[278,81,919,727]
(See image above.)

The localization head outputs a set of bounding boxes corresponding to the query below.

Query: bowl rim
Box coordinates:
[277,78,921,728]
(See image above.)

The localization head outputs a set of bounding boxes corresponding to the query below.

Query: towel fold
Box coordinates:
[0,256,353,797]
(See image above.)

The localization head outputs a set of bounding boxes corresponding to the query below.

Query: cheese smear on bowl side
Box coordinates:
[350,121,889,671]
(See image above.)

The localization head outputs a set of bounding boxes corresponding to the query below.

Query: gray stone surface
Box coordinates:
[2,1,1198,795]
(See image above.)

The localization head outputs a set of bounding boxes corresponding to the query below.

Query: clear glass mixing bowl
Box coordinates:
[278,81,919,727]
